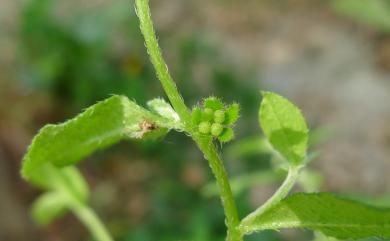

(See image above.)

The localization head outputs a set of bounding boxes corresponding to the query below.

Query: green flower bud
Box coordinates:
[202,108,214,121]
[191,107,202,125]
[199,121,211,134]
[214,110,225,124]
[211,123,223,137]
[204,97,224,110]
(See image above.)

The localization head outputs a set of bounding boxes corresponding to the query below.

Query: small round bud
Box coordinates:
[211,123,223,137]
[191,107,202,125]
[199,121,211,134]
[214,110,225,124]
[202,108,214,121]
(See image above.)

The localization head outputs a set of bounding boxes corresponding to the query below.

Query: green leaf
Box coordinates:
[22,95,175,180]
[224,103,240,125]
[147,98,180,125]
[259,92,308,165]
[239,193,390,239]
[31,192,68,226]
[218,128,235,143]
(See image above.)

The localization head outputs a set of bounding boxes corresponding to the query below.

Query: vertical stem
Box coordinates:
[135,0,242,241]
[135,0,192,128]
[195,136,242,241]
[71,201,114,241]
[134,1,242,240]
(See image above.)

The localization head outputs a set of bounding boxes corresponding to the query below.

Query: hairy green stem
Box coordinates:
[135,1,242,240]
[71,201,114,241]
[239,165,301,231]
[194,135,242,241]
[135,0,192,129]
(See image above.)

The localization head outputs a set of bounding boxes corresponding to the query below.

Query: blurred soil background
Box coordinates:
[1,0,390,241]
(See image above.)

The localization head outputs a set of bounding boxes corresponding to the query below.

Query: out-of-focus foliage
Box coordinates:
[19,0,156,107]
[331,0,390,32]
[30,165,89,225]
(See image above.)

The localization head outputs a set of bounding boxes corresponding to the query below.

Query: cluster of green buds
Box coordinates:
[191,97,240,143]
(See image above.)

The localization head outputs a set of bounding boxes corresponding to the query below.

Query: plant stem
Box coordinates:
[135,0,192,129]
[71,201,114,241]
[135,1,242,240]
[195,135,242,241]
[239,165,301,231]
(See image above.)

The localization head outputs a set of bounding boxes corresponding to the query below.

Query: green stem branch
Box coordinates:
[71,201,114,241]
[240,165,301,230]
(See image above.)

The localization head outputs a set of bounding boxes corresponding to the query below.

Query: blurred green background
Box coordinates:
[1,0,390,240]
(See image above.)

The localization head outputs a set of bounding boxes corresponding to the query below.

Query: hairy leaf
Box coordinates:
[259,92,308,165]
[224,103,240,125]
[22,95,175,180]
[218,128,234,143]
[147,98,180,124]
[240,193,390,239]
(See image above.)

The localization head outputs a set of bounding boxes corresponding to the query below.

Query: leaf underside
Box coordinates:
[22,95,176,180]
[240,192,390,239]
[259,92,308,164]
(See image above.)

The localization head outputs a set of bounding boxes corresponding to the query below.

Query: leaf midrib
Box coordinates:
[243,220,390,233]
[266,96,295,161]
